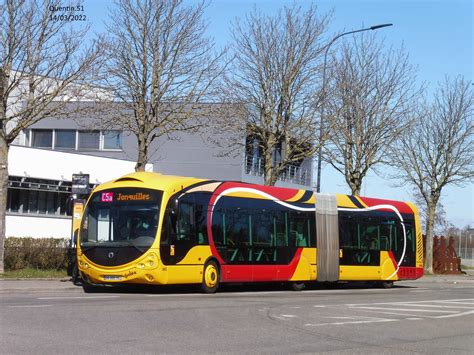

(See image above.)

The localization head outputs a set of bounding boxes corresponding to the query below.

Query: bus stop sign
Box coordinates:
[72,174,90,194]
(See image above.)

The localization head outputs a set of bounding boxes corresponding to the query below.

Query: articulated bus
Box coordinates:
[77,172,423,292]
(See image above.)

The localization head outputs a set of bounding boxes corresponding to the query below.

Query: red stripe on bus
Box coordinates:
[212,182,301,202]
[358,197,414,214]
[388,251,398,270]
[398,267,424,279]
[220,249,303,282]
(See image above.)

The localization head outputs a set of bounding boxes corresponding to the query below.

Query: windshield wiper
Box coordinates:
[81,244,98,252]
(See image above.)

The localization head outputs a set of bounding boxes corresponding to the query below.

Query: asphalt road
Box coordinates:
[1,278,473,354]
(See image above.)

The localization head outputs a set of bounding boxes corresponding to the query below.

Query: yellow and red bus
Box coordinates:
[77,172,423,292]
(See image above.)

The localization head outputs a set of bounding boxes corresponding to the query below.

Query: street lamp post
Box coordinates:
[314,23,392,193]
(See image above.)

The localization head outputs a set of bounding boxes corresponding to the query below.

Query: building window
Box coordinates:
[32,129,53,148]
[55,130,76,149]
[103,130,122,150]
[6,176,94,217]
[26,129,123,151]
[78,130,100,150]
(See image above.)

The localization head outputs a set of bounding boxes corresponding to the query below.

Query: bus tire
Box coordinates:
[291,282,306,291]
[380,281,394,289]
[82,280,99,293]
[202,261,220,293]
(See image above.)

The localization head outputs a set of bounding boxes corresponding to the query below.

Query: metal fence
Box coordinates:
[244,155,310,186]
[454,231,474,268]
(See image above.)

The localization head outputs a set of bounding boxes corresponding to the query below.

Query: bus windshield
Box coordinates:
[80,188,163,250]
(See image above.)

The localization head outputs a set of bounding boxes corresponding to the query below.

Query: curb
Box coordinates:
[0,279,80,292]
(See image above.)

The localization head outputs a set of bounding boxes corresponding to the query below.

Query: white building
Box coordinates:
[7,145,152,238]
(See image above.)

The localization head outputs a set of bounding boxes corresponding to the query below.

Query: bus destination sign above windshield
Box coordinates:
[101,192,114,202]
[101,191,152,202]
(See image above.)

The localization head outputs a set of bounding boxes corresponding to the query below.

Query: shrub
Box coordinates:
[4,237,69,271]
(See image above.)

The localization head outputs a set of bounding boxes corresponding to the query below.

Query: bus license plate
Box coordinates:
[104,275,123,281]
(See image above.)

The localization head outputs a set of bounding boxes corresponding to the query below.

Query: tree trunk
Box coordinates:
[264,149,277,186]
[350,185,361,196]
[347,175,361,196]
[424,202,436,274]
[135,136,148,172]
[0,135,8,273]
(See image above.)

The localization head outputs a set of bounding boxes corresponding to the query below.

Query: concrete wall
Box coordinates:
[7,145,152,238]
[27,116,245,181]
[9,145,152,184]
[6,215,71,239]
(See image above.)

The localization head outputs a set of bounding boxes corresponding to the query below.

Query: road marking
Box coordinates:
[347,298,474,307]
[7,305,52,308]
[273,314,296,320]
[393,303,474,309]
[305,318,398,327]
[344,298,474,320]
[410,290,432,293]
[435,310,474,319]
[313,305,327,308]
[352,306,454,313]
[37,296,120,300]
[354,309,434,318]
[433,301,474,305]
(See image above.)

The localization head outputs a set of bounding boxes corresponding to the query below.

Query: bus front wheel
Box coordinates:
[202,261,220,293]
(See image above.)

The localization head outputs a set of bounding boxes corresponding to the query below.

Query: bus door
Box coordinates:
[67,199,85,282]
[315,194,339,282]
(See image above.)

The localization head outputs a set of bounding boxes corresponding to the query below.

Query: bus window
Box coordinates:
[288,211,309,247]
[177,201,194,242]
[252,209,273,248]
[274,211,288,247]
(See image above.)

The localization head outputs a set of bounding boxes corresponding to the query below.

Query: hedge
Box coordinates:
[4,237,70,271]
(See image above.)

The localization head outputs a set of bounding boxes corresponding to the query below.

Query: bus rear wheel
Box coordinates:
[202,261,220,293]
[380,281,394,289]
[291,282,306,291]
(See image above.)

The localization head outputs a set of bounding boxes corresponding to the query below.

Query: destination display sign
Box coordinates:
[98,189,159,203]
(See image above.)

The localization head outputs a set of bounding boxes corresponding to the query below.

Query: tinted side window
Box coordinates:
[339,211,416,266]
[160,192,211,265]
[210,196,316,265]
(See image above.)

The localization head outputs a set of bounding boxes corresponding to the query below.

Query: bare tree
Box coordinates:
[101,0,225,171]
[390,76,474,273]
[412,189,448,235]
[0,0,103,273]
[222,4,331,186]
[323,34,419,195]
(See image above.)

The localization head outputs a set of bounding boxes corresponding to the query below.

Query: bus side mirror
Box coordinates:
[171,198,179,216]
[170,199,179,226]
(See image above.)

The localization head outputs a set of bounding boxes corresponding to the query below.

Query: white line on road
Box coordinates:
[37,296,120,300]
[433,301,474,305]
[410,290,432,293]
[305,318,398,327]
[392,303,474,309]
[346,298,474,307]
[354,309,434,318]
[352,306,455,313]
[435,310,474,319]
[7,305,52,308]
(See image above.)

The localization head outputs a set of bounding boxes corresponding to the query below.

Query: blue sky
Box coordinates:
[82,0,473,228]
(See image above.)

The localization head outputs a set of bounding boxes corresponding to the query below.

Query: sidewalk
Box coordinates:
[0,278,80,293]
[1,270,473,293]
[419,269,474,283]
